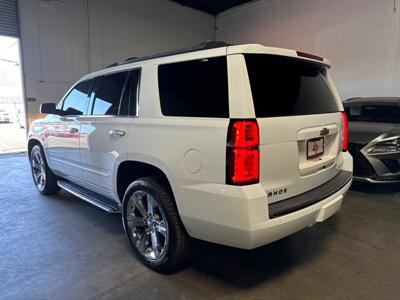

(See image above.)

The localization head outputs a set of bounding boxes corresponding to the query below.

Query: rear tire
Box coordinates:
[122,176,191,272]
[29,144,60,195]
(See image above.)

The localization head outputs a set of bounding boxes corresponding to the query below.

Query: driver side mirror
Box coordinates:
[40,103,57,114]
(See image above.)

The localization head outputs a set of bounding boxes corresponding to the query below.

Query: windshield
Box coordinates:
[345,105,400,123]
[244,54,339,118]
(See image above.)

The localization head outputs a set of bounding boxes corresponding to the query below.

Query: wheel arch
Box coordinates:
[28,138,42,154]
[116,160,176,205]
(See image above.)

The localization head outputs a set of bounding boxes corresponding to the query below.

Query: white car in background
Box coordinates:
[0,109,10,123]
[28,41,353,271]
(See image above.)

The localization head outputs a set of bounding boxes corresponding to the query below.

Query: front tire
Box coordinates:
[122,177,191,272]
[29,145,60,195]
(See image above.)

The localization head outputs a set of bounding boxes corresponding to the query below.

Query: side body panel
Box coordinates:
[45,115,82,182]
[120,59,230,213]
[79,116,133,200]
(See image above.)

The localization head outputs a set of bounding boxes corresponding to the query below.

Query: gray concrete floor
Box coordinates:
[1,153,400,300]
[0,122,27,153]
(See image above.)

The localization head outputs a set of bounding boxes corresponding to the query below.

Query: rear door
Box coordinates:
[79,69,140,199]
[243,54,343,203]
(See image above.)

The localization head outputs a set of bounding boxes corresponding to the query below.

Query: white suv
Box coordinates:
[28,42,353,271]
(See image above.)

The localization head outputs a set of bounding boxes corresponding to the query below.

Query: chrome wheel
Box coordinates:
[126,190,169,261]
[31,147,46,192]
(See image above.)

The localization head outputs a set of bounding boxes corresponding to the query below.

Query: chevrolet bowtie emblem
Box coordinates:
[320,128,329,136]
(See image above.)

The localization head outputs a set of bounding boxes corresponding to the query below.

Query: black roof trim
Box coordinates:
[344,97,363,102]
[106,41,230,68]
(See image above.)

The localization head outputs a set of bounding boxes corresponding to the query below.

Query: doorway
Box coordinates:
[0,35,26,153]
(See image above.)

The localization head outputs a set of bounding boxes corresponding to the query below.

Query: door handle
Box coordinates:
[69,128,79,134]
[109,129,125,137]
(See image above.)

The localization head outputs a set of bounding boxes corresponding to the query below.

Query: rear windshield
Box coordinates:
[345,105,400,123]
[245,54,339,118]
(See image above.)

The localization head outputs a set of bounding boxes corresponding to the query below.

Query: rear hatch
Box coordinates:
[244,54,343,203]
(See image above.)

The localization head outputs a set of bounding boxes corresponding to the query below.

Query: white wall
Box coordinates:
[20,0,399,124]
[19,0,214,122]
[217,0,400,100]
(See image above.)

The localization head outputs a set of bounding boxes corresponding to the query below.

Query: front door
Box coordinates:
[46,80,92,183]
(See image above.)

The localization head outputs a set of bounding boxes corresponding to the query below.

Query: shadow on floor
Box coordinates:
[58,184,335,289]
[178,217,338,288]
[53,189,124,235]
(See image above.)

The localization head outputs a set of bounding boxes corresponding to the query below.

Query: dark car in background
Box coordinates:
[344,97,400,183]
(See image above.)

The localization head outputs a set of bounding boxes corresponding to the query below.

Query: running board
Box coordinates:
[57,179,121,213]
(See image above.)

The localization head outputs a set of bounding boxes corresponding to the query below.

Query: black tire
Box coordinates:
[122,176,191,272]
[29,144,60,195]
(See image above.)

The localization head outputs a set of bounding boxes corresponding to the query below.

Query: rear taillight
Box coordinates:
[341,112,348,152]
[226,119,259,185]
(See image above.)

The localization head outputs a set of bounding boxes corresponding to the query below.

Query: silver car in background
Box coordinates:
[344,97,400,183]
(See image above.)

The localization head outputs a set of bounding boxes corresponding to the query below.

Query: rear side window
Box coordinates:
[158,57,229,118]
[91,71,129,115]
[61,80,92,115]
[345,105,400,123]
[245,54,338,118]
[119,69,140,116]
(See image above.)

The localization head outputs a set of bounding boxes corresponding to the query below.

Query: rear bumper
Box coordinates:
[178,154,353,249]
[269,170,352,218]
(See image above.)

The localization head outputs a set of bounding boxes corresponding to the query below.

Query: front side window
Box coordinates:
[61,80,92,115]
[91,71,129,115]
[345,105,400,123]
[245,54,339,118]
[158,57,229,118]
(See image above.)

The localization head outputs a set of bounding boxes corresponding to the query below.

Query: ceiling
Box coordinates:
[169,0,255,15]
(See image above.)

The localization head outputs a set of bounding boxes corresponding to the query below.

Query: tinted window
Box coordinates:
[345,105,400,123]
[245,54,338,117]
[92,71,129,115]
[158,57,229,118]
[62,80,92,115]
[119,69,140,116]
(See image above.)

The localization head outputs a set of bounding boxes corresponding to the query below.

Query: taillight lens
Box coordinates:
[226,120,259,185]
[341,112,348,151]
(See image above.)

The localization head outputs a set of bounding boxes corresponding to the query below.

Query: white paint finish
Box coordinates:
[217,0,400,100]
[227,54,255,118]
[79,116,135,200]
[19,0,214,123]
[183,149,202,174]
[36,115,82,181]
[180,177,352,249]
[28,44,353,248]
[315,195,343,222]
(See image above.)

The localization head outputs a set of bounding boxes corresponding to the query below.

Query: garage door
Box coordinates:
[0,0,19,37]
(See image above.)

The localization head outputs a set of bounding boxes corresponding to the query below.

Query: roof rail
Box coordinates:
[106,41,230,68]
